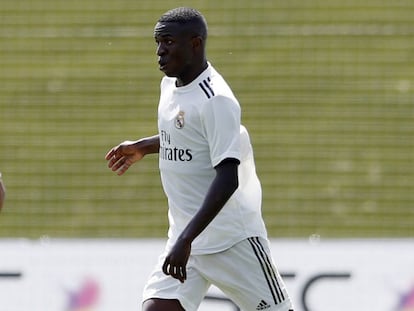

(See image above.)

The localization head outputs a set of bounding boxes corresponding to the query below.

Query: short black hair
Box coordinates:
[158,7,208,40]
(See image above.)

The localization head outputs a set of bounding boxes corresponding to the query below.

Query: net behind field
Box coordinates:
[0,0,413,238]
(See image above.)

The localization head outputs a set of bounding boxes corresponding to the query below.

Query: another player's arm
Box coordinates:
[162,158,240,282]
[105,134,160,175]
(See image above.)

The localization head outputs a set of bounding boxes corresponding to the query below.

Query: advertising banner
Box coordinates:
[0,238,413,311]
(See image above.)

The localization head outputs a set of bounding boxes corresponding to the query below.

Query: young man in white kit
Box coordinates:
[105,7,294,311]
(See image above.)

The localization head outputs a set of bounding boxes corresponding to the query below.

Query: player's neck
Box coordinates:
[176,60,208,87]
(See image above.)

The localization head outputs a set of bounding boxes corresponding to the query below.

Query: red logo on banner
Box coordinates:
[397,284,414,311]
[67,277,100,311]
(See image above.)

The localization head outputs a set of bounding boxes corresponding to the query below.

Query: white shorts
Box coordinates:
[142,237,294,311]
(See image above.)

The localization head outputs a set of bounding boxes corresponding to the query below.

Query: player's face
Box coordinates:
[154,22,195,79]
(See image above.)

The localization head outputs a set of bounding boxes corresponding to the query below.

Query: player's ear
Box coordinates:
[191,36,203,50]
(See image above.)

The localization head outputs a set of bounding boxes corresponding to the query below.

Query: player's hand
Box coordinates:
[162,238,191,283]
[105,141,144,175]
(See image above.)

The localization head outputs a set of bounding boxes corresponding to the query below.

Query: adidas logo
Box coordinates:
[256,300,271,310]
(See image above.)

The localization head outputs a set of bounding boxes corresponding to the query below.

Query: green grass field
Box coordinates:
[1,0,413,238]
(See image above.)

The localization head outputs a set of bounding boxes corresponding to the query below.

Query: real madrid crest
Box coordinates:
[175,111,185,129]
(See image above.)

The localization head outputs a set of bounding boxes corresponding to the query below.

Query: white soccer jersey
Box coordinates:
[158,64,267,255]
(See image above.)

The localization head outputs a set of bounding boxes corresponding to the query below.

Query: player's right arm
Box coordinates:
[105,134,160,176]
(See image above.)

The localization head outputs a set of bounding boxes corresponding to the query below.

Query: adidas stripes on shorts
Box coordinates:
[142,237,294,311]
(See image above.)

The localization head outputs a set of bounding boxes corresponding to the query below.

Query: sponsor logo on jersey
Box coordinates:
[159,129,193,162]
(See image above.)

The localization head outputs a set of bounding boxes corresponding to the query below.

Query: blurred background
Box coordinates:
[1,0,413,239]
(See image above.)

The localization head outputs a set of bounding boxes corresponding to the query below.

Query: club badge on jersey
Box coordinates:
[175,111,185,129]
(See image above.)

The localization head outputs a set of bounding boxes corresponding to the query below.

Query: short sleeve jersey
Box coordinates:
[158,64,267,255]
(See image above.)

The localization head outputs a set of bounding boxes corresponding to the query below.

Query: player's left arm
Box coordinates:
[162,158,240,283]
[178,157,240,241]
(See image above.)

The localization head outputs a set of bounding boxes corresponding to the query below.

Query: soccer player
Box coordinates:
[105,7,294,311]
